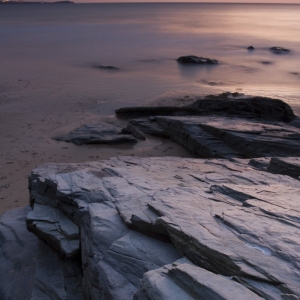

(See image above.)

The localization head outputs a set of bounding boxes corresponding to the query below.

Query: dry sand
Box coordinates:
[0,79,194,215]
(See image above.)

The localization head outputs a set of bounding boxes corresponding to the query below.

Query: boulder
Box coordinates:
[247,46,255,50]
[24,156,300,299]
[177,55,219,65]
[53,122,137,145]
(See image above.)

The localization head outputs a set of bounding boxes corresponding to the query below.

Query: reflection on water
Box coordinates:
[0,3,299,113]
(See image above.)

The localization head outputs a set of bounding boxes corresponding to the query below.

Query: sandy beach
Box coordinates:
[0,80,197,215]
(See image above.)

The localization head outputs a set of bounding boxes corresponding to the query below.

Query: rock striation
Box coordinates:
[23,155,300,299]
[53,122,137,145]
[0,206,84,300]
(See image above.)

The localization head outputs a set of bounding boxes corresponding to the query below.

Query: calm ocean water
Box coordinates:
[0,3,299,113]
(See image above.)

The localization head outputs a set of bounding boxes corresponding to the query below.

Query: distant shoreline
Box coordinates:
[0,1,74,4]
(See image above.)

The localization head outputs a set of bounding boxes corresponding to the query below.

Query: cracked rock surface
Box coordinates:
[137,115,300,158]
[0,206,84,300]
[23,156,300,299]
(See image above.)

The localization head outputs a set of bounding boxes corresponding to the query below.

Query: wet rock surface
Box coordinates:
[15,156,300,299]
[53,122,137,145]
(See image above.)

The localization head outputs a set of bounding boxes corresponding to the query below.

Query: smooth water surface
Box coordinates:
[0,3,299,112]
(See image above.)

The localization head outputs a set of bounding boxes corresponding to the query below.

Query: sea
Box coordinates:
[0,3,300,114]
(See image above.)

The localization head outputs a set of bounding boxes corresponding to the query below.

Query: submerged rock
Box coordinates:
[270,47,290,54]
[95,65,119,70]
[22,156,300,299]
[177,55,219,65]
[53,122,137,145]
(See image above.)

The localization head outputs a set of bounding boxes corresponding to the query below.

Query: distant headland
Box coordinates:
[0,0,74,4]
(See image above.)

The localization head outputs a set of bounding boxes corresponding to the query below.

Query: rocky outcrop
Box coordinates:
[23,156,300,299]
[53,122,137,145]
[188,93,296,122]
[177,55,219,65]
[123,115,300,158]
[268,157,300,179]
[247,46,255,50]
[0,206,84,300]
[116,93,296,122]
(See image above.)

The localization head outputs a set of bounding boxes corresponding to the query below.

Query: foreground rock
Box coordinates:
[24,156,300,299]
[177,55,219,65]
[53,122,137,145]
[0,206,84,300]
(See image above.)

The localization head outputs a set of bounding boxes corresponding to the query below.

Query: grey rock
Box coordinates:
[268,157,300,179]
[0,206,84,300]
[53,122,137,145]
[27,203,80,257]
[177,55,219,65]
[141,260,263,300]
[154,115,300,158]
[26,156,300,299]
[123,123,146,140]
[129,119,168,138]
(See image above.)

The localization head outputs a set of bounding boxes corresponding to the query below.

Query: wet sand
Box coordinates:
[0,80,195,215]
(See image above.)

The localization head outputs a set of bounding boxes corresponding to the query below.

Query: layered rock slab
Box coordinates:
[53,122,137,145]
[27,156,300,299]
[0,206,84,300]
[154,116,300,158]
[141,259,263,300]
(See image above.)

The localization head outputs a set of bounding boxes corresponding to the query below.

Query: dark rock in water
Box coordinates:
[53,122,137,145]
[247,46,255,50]
[268,157,300,179]
[188,92,296,122]
[95,65,119,70]
[0,206,84,300]
[261,61,273,65]
[22,156,300,299]
[154,115,300,158]
[177,55,219,65]
[116,93,296,123]
[270,47,290,54]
